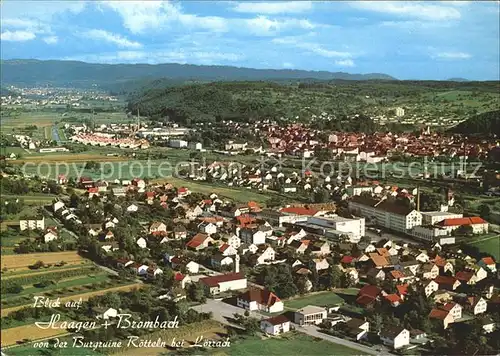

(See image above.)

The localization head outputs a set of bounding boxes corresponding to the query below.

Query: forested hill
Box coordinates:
[0,59,395,86]
[449,110,500,136]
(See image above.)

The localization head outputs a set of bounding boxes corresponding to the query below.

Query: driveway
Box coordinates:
[191,299,263,329]
[298,324,387,356]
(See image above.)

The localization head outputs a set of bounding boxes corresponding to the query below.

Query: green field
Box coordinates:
[225,332,359,356]
[6,340,105,356]
[285,292,344,311]
[3,273,110,300]
[468,235,500,260]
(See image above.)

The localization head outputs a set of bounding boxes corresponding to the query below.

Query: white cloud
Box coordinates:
[282,62,294,68]
[350,1,462,21]
[232,1,312,14]
[273,38,352,58]
[1,30,36,41]
[335,59,355,67]
[244,16,316,35]
[43,36,59,44]
[435,52,472,59]
[100,1,319,36]
[83,29,142,49]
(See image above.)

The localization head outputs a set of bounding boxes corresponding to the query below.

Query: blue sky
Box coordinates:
[1,1,499,80]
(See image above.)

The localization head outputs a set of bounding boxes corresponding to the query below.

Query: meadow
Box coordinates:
[219,332,360,356]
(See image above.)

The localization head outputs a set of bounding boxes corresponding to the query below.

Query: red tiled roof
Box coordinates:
[200,272,245,287]
[186,233,209,248]
[396,284,409,296]
[280,206,318,216]
[341,256,355,264]
[384,294,401,303]
[434,275,459,286]
[455,271,474,282]
[429,308,449,320]
[219,243,230,253]
[174,272,185,281]
[438,217,487,226]
[239,289,281,306]
[358,284,381,299]
[481,257,495,265]
[440,302,458,312]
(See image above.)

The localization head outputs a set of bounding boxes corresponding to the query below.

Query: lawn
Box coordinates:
[223,332,359,356]
[6,338,105,356]
[159,177,272,204]
[468,235,500,260]
[3,273,110,300]
[285,292,344,311]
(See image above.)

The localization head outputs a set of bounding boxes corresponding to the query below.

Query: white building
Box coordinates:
[379,327,410,349]
[420,211,463,226]
[260,315,290,335]
[237,289,284,313]
[294,305,327,326]
[199,272,247,295]
[395,107,405,117]
[348,196,421,233]
[20,216,45,231]
[307,215,365,242]
[169,139,188,148]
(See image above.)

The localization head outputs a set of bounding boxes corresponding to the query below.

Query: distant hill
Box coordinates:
[449,110,500,136]
[0,59,396,87]
[447,78,469,82]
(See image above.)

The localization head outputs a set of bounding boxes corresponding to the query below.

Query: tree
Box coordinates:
[5,283,23,294]
[478,204,491,220]
[326,265,342,289]
[313,188,331,203]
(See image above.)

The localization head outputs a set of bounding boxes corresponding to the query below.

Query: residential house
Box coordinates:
[19,216,45,231]
[423,280,440,297]
[186,233,214,251]
[367,268,386,282]
[149,222,167,236]
[311,258,329,272]
[356,285,381,307]
[199,222,217,235]
[467,296,488,315]
[478,257,497,273]
[240,227,267,245]
[126,204,138,212]
[256,246,276,265]
[421,263,440,279]
[345,318,370,341]
[434,276,461,291]
[227,234,241,249]
[219,243,238,256]
[43,227,58,242]
[237,289,284,313]
[173,225,188,239]
[379,327,410,350]
[260,315,290,335]
[136,237,147,249]
[211,254,233,269]
[429,308,455,329]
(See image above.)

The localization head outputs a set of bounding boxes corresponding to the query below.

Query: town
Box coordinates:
[1,1,499,353]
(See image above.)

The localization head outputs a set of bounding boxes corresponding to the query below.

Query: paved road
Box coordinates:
[191,299,260,330]
[299,324,384,355]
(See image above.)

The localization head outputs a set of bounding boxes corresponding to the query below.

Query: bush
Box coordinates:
[5,284,23,294]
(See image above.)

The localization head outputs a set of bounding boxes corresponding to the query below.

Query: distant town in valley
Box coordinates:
[1,1,499,355]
